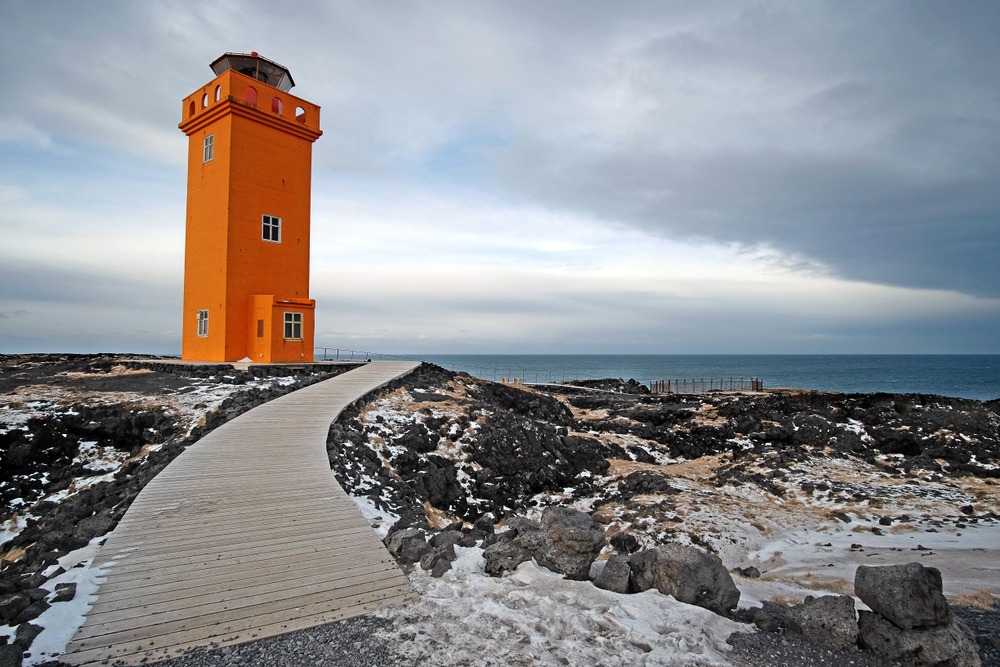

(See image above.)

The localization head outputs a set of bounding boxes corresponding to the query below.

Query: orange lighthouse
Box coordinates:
[179,52,322,363]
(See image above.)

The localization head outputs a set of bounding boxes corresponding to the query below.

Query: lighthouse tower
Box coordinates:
[179,52,322,363]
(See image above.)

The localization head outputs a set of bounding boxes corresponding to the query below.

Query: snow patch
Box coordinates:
[379,547,746,666]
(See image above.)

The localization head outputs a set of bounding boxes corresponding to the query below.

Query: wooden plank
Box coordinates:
[85,551,401,609]
[61,361,420,666]
[77,564,409,635]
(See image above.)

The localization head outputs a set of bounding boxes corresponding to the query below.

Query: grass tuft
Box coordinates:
[954,589,997,610]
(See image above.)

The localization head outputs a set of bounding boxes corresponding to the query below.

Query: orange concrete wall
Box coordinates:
[179,69,322,362]
[247,294,274,363]
[270,300,316,362]
[180,111,232,361]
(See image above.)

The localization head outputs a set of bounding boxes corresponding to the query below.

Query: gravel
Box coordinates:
[728,604,1000,667]
[726,631,892,667]
[36,616,417,667]
[28,605,998,667]
[953,604,1000,667]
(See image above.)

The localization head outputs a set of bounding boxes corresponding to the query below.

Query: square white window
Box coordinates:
[262,215,281,243]
[196,309,209,337]
[284,312,302,340]
[203,134,214,163]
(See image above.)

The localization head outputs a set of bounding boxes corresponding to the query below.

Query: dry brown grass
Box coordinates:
[0,543,31,566]
[757,573,854,596]
[771,594,804,607]
[806,577,854,596]
[890,523,919,534]
[954,589,998,610]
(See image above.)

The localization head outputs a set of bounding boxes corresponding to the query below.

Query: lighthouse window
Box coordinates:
[284,312,302,340]
[262,215,281,243]
[196,309,209,337]
[203,134,214,163]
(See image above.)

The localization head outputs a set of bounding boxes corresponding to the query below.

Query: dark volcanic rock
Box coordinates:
[858,610,981,667]
[384,528,432,565]
[855,562,951,630]
[0,593,30,625]
[628,544,740,615]
[52,582,76,603]
[419,544,456,572]
[593,554,631,594]
[616,470,679,499]
[610,532,640,554]
[483,541,533,577]
[472,514,496,534]
[734,566,761,579]
[429,530,465,549]
[11,599,49,625]
[13,622,42,649]
[535,507,606,580]
[784,595,859,650]
[0,643,22,667]
[430,558,453,578]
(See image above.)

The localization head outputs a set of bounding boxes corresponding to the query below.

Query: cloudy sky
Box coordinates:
[1,1,998,355]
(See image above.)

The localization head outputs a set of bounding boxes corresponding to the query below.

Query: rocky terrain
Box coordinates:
[0,354,353,664]
[1,355,998,666]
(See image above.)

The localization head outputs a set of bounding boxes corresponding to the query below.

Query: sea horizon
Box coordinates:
[385,353,1000,402]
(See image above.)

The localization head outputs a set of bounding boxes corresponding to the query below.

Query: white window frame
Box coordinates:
[203,134,214,163]
[262,214,281,243]
[283,312,302,340]
[196,309,209,337]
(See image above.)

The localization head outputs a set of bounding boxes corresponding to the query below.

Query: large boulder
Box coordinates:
[593,554,631,594]
[0,593,30,625]
[473,514,496,534]
[0,644,24,667]
[858,610,981,667]
[483,541,533,577]
[784,595,858,650]
[484,508,606,581]
[628,544,740,615]
[420,544,457,572]
[384,527,432,564]
[536,507,607,580]
[430,530,465,549]
[855,563,950,630]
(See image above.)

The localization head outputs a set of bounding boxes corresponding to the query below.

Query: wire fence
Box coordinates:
[650,378,763,394]
[314,347,420,362]
[314,348,764,394]
[315,348,595,383]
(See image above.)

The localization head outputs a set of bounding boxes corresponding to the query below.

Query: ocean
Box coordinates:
[405,354,1000,402]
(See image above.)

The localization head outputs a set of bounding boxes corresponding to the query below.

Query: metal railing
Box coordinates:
[650,377,763,394]
[314,347,421,362]
[315,348,763,394]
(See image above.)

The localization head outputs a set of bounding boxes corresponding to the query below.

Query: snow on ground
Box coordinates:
[0,365,300,441]
[378,547,746,667]
[0,365,308,549]
[0,535,110,665]
[740,519,1000,600]
[349,493,399,540]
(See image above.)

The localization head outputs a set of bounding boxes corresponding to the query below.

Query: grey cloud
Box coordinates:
[486,3,1000,297]
[3,0,998,304]
[0,257,176,308]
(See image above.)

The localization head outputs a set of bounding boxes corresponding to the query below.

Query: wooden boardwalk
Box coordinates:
[63,361,421,665]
